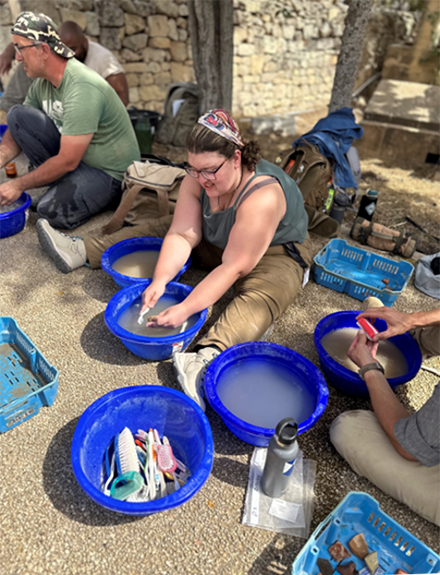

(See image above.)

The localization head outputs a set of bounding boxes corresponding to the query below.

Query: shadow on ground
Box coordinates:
[42,418,141,526]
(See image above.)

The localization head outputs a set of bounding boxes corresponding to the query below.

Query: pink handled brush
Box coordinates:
[158,437,180,492]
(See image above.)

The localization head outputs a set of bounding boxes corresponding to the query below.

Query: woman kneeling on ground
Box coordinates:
[37,109,312,409]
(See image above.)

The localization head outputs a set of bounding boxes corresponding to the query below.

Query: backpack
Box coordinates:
[102,154,187,235]
[279,140,334,213]
[155,82,201,147]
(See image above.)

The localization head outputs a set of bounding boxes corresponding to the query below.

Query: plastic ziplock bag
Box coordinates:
[242,448,316,539]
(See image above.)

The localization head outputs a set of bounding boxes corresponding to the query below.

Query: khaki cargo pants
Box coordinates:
[84,220,312,350]
[330,324,440,526]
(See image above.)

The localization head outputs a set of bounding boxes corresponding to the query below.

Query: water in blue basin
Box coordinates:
[216,358,316,429]
[118,295,197,338]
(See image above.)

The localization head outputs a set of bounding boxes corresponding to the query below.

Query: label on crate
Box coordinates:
[6,406,36,427]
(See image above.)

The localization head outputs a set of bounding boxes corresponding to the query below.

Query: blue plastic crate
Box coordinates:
[313,239,414,306]
[292,492,440,575]
[0,317,59,432]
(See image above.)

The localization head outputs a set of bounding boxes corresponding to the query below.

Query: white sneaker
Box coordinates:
[173,347,220,411]
[36,218,87,274]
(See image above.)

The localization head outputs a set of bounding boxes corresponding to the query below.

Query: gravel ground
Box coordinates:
[0,148,439,575]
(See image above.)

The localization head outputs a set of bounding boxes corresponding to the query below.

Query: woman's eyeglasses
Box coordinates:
[184,157,228,181]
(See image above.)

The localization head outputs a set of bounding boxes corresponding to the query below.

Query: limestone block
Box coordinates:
[170,41,187,62]
[243,74,258,84]
[146,61,161,74]
[0,3,12,25]
[129,86,139,102]
[277,37,287,52]
[143,47,167,62]
[168,19,178,41]
[155,71,172,86]
[133,1,154,18]
[263,36,277,54]
[303,24,316,40]
[234,26,248,44]
[0,25,10,54]
[139,84,167,101]
[124,62,148,73]
[263,60,278,73]
[295,17,304,30]
[237,43,255,56]
[178,4,189,17]
[95,1,124,27]
[123,34,148,51]
[155,0,179,18]
[177,18,187,29]
[85,12,100,37]
[161,61,171,71]
[261,72,276,83]
[243,104,257,117]
[121,48,143,62]
[283,25,295,40]
[320,21,332,38]
[20,0,60,25]
[149,37,171,49]
[126,73,140,87]
[329,7,341,21]
[59,9,87,29]
[250,54,265,75]
[100,27,122,51]
[170,61,192,82]
[148,15,168,37]
[121,0,137,15]
[125,14,146,36]
[178,28,188,42]
[57,0,93,10]
[139,72,154,85]
[331,22,343,36]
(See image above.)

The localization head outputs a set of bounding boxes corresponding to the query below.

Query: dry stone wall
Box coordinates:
[0,0,422,121]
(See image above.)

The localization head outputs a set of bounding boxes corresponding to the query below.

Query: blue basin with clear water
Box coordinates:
[204,342,329,446]
[101,237,191,288]
[71,385,214,516]
[314,310,422,397]
[0,192,31,239]
[105,282,207,361]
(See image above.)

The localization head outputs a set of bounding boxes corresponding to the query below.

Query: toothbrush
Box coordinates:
[153,429,168,498]
[137,307,150,325]
[159,436,180,492]
[147,429,156,500]
[114,427,144,501]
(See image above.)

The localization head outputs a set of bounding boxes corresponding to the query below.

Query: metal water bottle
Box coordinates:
[262,417,299,498]
[357,189,378,221]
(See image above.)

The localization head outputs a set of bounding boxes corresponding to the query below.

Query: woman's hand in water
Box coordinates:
[141,280,166,314]
[347,331,379,368]
[147,303,189,329]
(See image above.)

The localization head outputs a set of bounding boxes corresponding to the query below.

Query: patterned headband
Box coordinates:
[197,109,244,148]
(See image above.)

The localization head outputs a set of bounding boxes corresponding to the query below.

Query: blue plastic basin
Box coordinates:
[104,282,207,361]
[0,192,31,239]
[314,310,422,397]
[101,237,191,288]
[204,342,329,446]
[71,385,214,516]
[0,124,7,140]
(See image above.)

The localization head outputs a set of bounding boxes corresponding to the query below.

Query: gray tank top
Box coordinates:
[201,159,308,250]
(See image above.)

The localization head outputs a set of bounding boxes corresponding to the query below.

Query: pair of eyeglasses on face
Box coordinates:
[184,156,229,181]
[13,42,41,58]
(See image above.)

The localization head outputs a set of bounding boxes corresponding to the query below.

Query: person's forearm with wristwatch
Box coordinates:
[348,331,417,462]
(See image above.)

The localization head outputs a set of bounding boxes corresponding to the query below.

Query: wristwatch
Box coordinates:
[358,361,385,381]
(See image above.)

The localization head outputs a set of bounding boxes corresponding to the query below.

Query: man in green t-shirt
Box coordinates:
[0,12,140,229]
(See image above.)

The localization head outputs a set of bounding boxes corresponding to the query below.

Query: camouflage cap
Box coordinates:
[11,12,75,59]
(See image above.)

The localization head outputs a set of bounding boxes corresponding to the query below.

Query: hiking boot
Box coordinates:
[350,217,417,258]
[36,218,87,274]
[363,296,384,311]
[173,347,220,411]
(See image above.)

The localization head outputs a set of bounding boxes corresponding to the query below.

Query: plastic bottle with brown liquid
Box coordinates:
[5,162,17,178]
